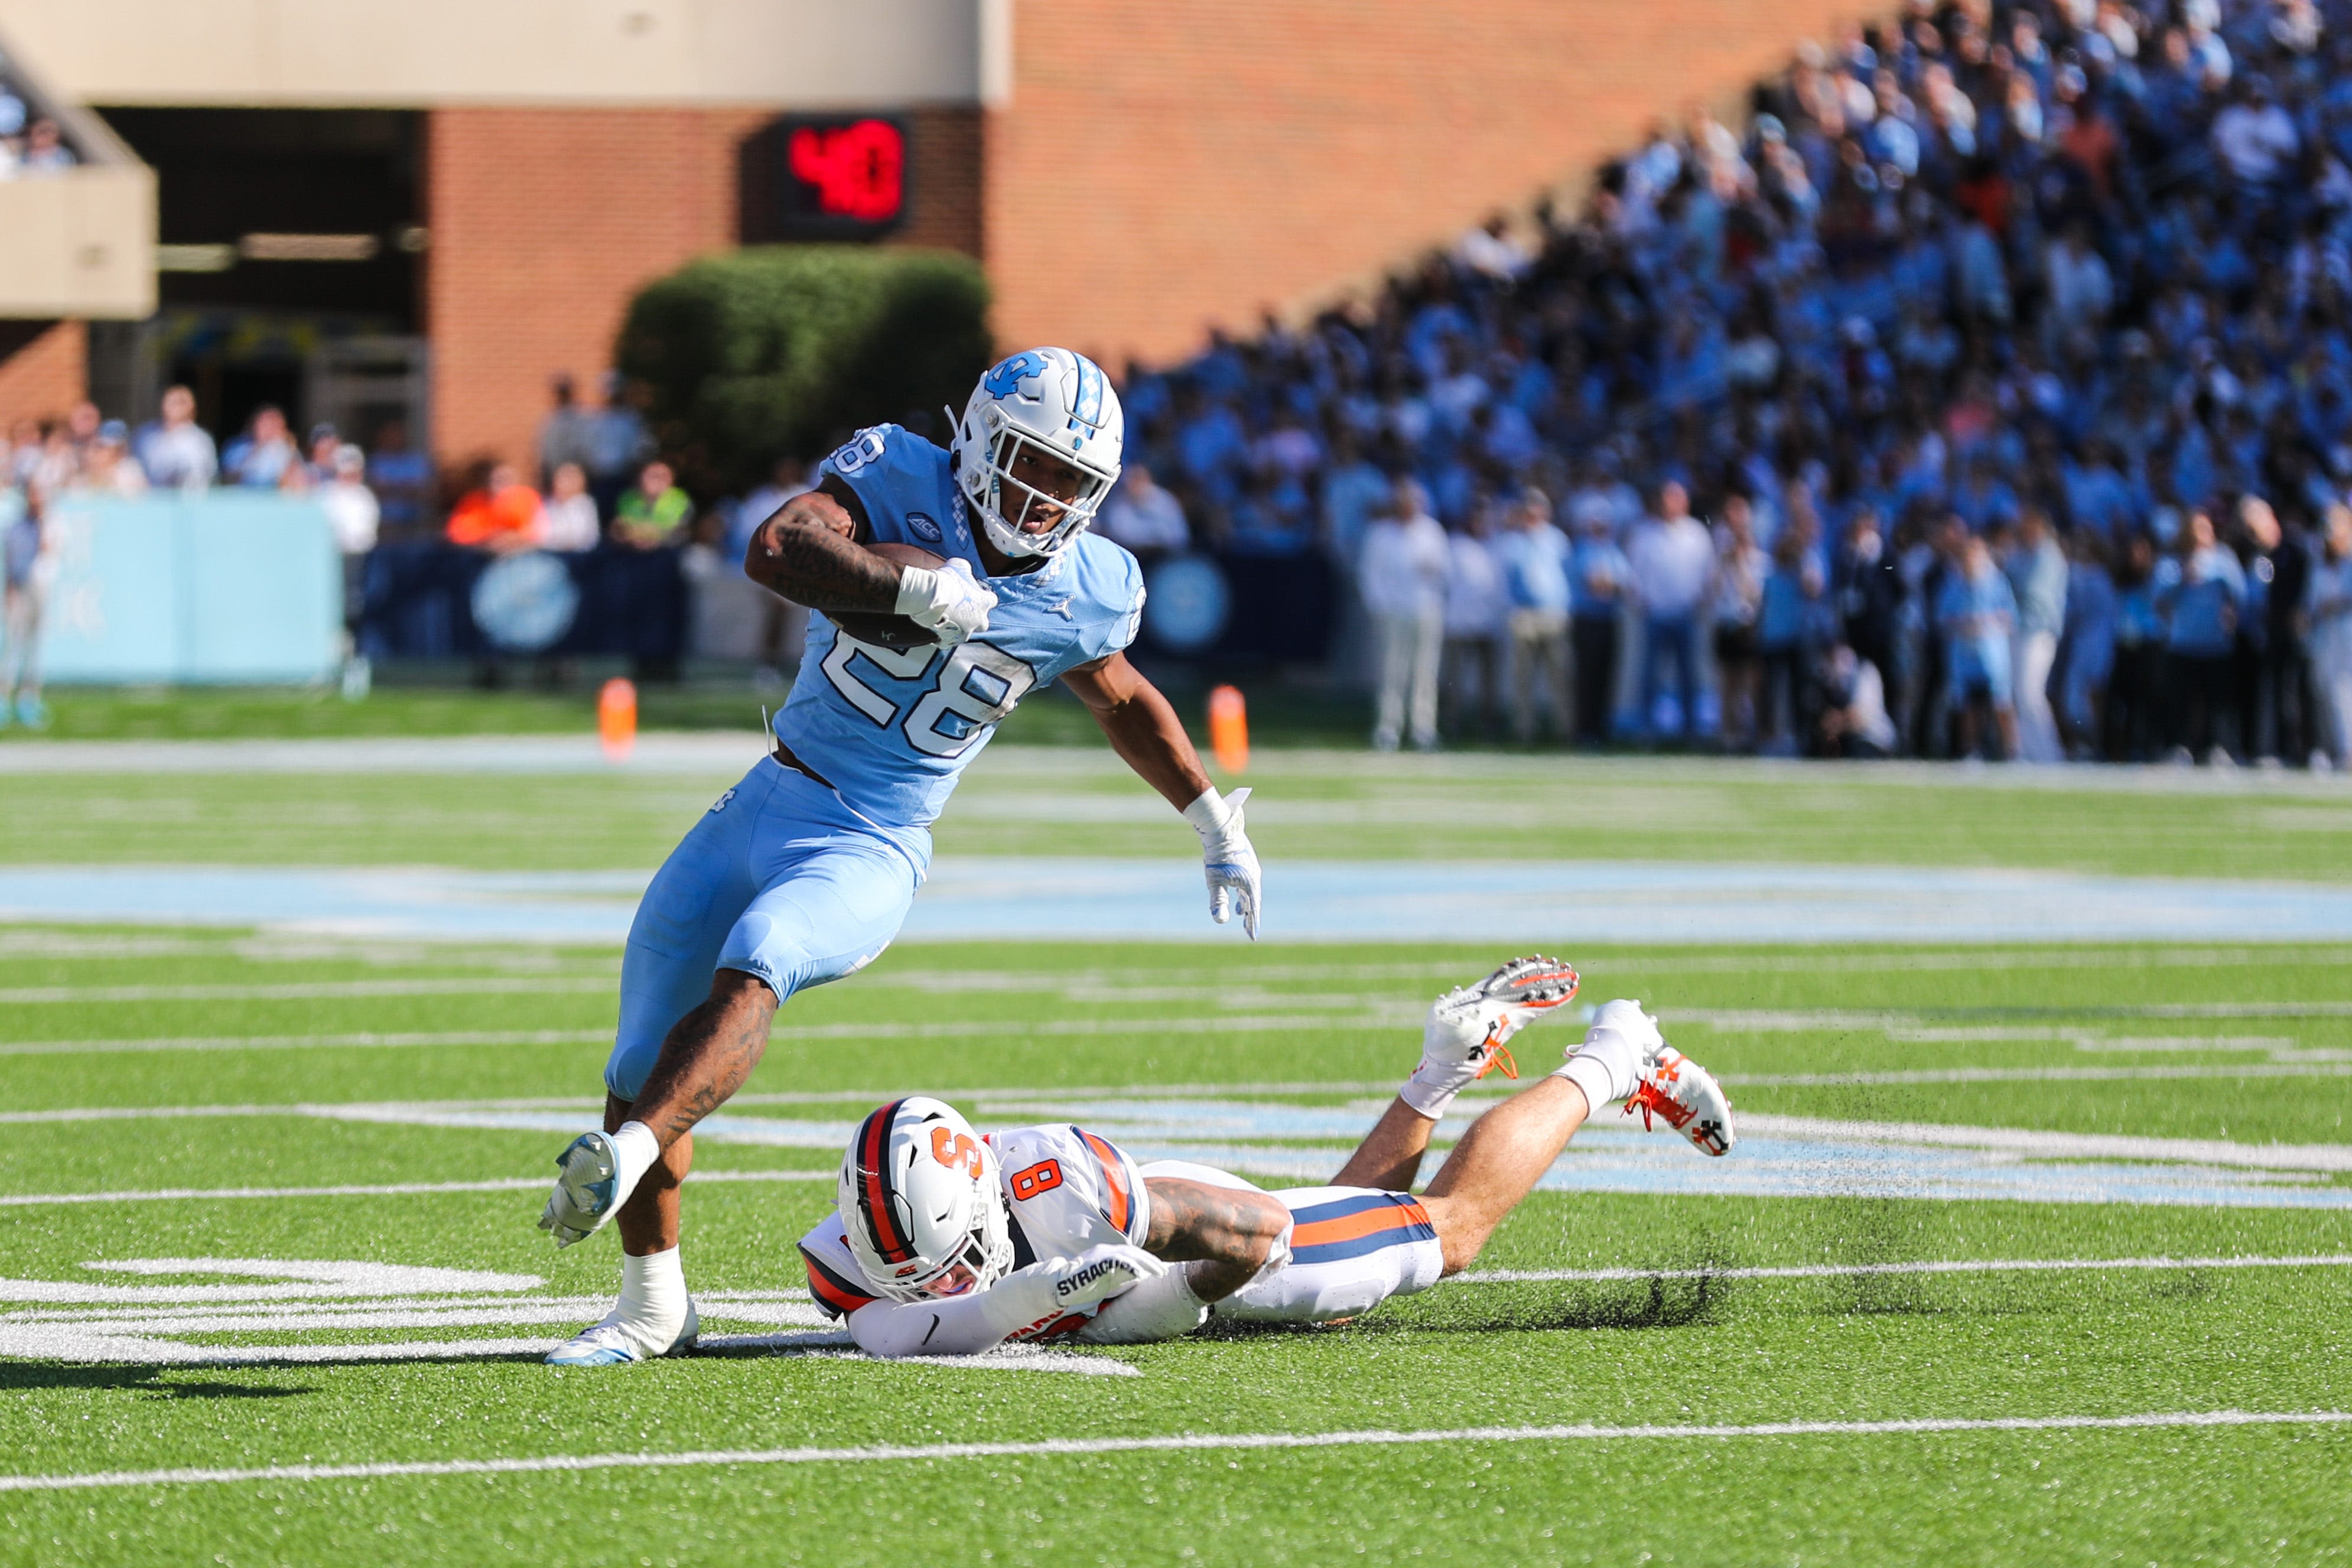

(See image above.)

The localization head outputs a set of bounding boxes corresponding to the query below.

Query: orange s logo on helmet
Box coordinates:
[930,1124,983,1178]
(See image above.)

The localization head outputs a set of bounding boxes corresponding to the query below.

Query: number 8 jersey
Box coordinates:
[771,423,1147,836]
[799,1123,1153,1334]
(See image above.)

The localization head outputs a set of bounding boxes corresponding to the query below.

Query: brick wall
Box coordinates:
[0,321,87,431]
[426,104,983,474]
[987,0,1879,365]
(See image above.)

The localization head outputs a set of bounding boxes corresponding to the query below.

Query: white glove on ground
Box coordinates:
[1184,786,1261,939]
[894,558,997,644]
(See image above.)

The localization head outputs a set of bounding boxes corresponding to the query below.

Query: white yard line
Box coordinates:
[0,1031,614,1058]
[1735,1114,2352,1171]
[1728,1063,2352,1086]
[1452,1253,2352,1284]
[0,1169,831,1208]
[1,1410,2342,1494]
[0,977,611,1005]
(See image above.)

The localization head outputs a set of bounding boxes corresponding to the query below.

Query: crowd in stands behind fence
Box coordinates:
[1108,0,2352,767]
[0,56,75,182]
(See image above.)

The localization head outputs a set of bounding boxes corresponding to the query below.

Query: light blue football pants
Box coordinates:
[604,756,923,1102]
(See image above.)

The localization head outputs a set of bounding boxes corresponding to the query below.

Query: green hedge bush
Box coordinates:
[614,246,992,498]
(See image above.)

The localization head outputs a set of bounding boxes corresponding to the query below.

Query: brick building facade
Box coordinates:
[2,0,1878,470]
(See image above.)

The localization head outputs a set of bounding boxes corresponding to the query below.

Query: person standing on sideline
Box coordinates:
[1936,532,2021,760]
[1,483,55,730]
[1569,508,1631,746]
[2005,508,2069,762]
[1359,479,1450,752]
[1440,503,1509,742]
[2305,504,2352,771]
[1627,480,1717,743]
[2156,508,2247,765]
[1496,489,1573,744]
[135,385,217,492]
[1709,495,1767,751]
[2240,497,2311,766]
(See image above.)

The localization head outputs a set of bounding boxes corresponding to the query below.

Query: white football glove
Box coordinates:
[894,558,997,645]
[536,1123,659,1248]
[1184,786,1261,939]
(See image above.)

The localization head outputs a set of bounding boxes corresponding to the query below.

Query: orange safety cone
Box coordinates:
[598,677,638,763]
[1207,684,1249,775]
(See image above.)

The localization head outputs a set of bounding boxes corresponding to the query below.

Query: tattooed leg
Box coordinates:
[611,969,779,1257]
[1141,1176,1293,1300]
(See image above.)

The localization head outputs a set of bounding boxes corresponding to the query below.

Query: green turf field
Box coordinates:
[0,747,2346,1564]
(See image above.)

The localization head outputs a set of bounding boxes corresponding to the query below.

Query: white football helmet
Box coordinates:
[837,1097,1015,1303]
[952,347,1124,559]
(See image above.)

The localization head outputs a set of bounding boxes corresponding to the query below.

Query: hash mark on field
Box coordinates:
[3,1410,2344,1493]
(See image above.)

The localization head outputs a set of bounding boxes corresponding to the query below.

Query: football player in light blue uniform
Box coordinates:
[539,348,1263,1365]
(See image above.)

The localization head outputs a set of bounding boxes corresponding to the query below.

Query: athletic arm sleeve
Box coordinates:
[844,1286,1045,1358]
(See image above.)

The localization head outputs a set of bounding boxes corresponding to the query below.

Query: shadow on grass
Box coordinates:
[0,1364,319,1398]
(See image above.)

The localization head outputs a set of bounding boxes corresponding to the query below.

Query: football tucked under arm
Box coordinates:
[844,1244,1166,1359]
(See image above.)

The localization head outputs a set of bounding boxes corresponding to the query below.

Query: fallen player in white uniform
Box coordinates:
[795,958,1736,1356]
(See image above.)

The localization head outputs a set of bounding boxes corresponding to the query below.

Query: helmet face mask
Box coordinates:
[955,348,1124,559]
[837,1097,1014,1305]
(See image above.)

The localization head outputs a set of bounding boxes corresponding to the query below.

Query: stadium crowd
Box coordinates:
[1110,0,2352,767]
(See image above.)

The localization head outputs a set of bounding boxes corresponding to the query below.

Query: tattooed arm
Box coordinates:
[1142,1176,1294,1300]
[741,476,902,611]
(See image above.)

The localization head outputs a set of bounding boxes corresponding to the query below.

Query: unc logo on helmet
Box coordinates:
[954,346,1124,560]
[980,350,1047,400]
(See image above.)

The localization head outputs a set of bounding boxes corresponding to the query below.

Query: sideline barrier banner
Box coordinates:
[37,495,342,684]
[357,546,688,662]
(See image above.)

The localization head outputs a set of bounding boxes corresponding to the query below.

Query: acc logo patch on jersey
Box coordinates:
[905,510,943,543]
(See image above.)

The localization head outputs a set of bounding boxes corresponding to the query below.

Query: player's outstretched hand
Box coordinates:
[895,557,997,645]
[1185,785,1261,940]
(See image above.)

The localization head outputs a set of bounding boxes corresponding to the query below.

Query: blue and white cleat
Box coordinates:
[538,1130,626,1248]
[546,1300,701,1367]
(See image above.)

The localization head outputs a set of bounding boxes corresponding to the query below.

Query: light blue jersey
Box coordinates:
[771,424,1145,840]
[606,423,1143,1103]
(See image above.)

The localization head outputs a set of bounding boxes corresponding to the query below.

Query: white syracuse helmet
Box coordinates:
[837,1096,1014,1302]
[952,346,1124,559]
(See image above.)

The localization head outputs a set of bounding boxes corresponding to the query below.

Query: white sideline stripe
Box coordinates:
[3,1410,2344,1494]
[0,1031,614,1058]
[1451,1253,2352,1284]
[0,1169,832,1208]
[0,977,611,1005]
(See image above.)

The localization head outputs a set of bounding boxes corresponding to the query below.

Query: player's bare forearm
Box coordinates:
[743,482,900,611]
[1061,653,1213,812]
[1141,1176,1291,1300]
[623,970,779,1147]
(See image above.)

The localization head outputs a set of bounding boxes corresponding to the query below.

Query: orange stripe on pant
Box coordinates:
[1290,1198,1433,1251]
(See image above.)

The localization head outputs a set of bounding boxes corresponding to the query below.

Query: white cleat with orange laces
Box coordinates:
[1400,956,1583,1118]
[1620,1020,1736,1157]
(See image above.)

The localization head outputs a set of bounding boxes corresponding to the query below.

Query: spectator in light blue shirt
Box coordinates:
[2154,508,2247,762]
[1495,490,1572,743]
[1935,532,2021,758]
[1569,510,1632,746]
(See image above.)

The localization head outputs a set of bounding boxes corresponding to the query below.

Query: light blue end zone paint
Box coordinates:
[7,859,2352,944]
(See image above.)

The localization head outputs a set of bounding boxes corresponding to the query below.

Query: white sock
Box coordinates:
[610,1246,689,1353]
[610,1120,662,1202]
[1553,1024,1641,1114]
